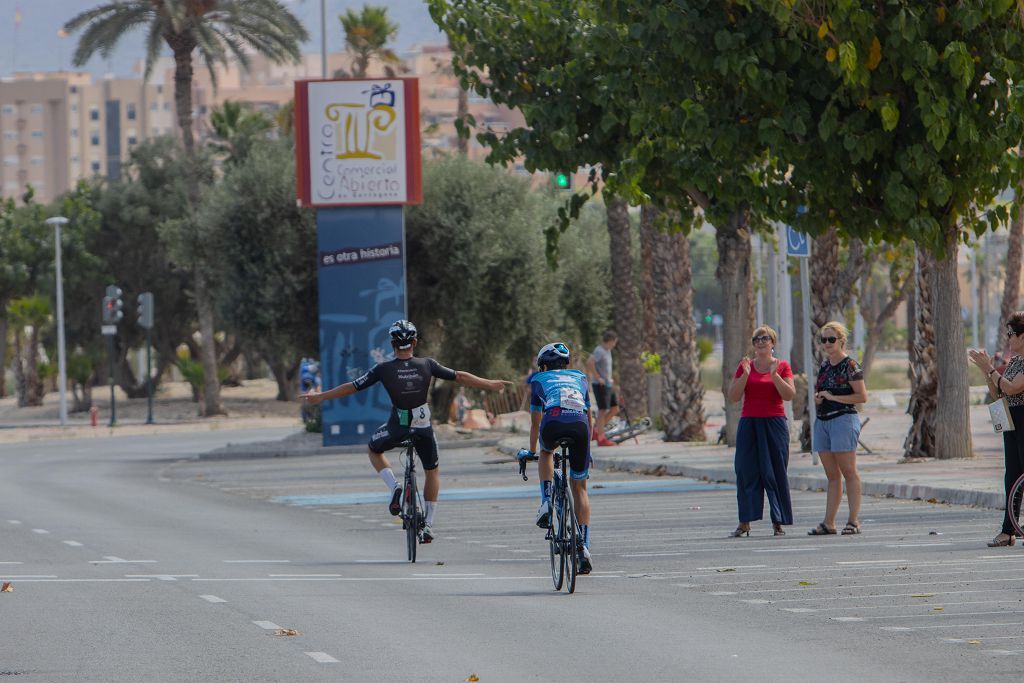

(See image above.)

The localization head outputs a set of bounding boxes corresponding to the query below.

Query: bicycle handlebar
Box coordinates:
[516,448,538,481]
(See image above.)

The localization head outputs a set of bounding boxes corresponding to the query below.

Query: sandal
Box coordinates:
[987,533,1016,547]
[729,525,751,538]
[807,522,837,536]
[841,522,861,535]
[773,523,786,536]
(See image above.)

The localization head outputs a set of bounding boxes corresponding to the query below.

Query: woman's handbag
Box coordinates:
[989,397,1015,433]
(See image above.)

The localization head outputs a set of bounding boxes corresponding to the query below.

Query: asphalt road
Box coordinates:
[1,429,1023,681]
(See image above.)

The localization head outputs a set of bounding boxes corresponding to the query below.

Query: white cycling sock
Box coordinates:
[425,501,437,525]
[379,468,397,491]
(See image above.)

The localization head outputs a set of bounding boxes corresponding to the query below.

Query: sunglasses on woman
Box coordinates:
[1008,329,1022,339]
[820,336,838,344]
[751,335,772,344]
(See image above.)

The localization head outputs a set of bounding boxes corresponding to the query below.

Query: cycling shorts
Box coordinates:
[539,417,591,480]
[368,416,439,470]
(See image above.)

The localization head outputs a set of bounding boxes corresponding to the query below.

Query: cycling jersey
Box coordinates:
[353,356,457,467]
[530,369,592,478]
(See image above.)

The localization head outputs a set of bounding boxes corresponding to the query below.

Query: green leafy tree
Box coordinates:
[338,4,401,78]
[209,100,274,165]
[64,0,309,418]
[7,295,52,406]
[198,139,318,401]
[761,1,1024,458]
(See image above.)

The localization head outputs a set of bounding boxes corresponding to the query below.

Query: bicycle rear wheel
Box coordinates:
[565,489,579,594]
[1009,472,1024,539]
[549,485,564,590]
[405,460,418,563]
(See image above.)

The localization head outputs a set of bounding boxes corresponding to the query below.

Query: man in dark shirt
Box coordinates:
[303,320,509,542]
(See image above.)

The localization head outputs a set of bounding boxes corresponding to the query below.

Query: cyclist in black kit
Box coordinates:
[303,320,510,542]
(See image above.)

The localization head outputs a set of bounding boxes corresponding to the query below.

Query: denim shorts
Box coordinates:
[813,412,861,453]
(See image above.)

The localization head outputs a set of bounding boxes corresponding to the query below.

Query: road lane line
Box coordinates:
[223,560,290,564]
[31,529,49,534]
[269,574,342,577]
[199,595,227,603]
[253,621,281,630]
[0,562,23,565]
[836,559,909,565]
[305,652,339,663]
[63,541,83,547]
[124,575,198,581]
[7,520,22,524]
[92,557,156,564]
[882,622,1023,631]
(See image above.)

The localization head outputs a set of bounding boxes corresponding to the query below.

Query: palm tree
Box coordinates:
[64,0,307,155]
[209,100,273,165]
[64,0,308,417]
[339,4,401,78]
[7,295,52,407]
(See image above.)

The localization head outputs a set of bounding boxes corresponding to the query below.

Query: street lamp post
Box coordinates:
[46,216,70,427]
[321,0,328,78]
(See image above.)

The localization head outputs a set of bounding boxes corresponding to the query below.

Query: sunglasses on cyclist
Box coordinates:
[820,336,838,344]
[751,335,772,344]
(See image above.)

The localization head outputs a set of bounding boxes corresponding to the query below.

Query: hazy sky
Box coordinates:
[0,0,442,78]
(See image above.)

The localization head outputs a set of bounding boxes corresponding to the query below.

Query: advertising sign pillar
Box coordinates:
[295,78,422,445]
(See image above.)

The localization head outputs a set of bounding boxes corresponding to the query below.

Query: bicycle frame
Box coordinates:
[400,439,423,562]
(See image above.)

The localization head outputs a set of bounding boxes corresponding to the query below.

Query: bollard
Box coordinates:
[89,406,98,427]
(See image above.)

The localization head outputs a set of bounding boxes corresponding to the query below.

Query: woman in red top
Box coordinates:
[726,325,796,537]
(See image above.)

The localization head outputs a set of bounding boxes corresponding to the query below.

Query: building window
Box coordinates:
[163,102,171,111]
[150,103,158,111]
[126,103,136,120]
[30,131,44,138]
[70,104,78,113]
[127,135,137,146]
[3,156,18,166]
[90,161,101,173]
[30,104,43,114]
[70,128,78,138]
[90,131,100,146]
[70,85,78,94]
[2,131,16,140]
[1,105,14,115]
[30,157,44,166]
[3,181,18,190]
[71,155,79,163]
[89,107,100,121]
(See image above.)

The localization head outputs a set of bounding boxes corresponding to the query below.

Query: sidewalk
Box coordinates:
[496,388,1010,510]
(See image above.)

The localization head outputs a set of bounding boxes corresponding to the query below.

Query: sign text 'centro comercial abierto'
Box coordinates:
[295,78,422,207]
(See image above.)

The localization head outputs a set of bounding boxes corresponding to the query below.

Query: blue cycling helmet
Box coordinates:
[536,342,570,369]
[389,319,418,349]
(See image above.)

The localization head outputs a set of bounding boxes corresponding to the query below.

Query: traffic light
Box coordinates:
[137,292,154,329]
[104,285,123,324]
[704,309,713,324]
[553,171,572,191]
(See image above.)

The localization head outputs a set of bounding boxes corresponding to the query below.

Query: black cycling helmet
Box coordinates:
[536,342,570,369]
[389,319,418,349]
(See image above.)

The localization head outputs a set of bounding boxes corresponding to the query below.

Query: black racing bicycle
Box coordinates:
[399,438,425,562]
[1008,471,1024,539]
[519,438,581,594]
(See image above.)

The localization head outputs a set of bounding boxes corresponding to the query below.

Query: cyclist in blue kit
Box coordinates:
[303,320,510,543]
[519,342,594,574]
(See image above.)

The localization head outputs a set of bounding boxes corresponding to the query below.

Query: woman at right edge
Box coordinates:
[969,311,1024,547]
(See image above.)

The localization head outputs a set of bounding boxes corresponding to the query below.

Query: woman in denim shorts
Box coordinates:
[808,321,868,536]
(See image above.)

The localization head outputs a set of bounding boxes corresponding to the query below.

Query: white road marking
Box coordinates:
[752,547,820,553]
[486,544,508,548]
[8,578,149,582]
[710,591,737,596]
[836,559,909,565]
[223,560,290,564]
[124,574,198,581]
[92,557,156,564]
[884,543,953,548]
[269,574,342,578]
[7,520,22,524]
[831,617,865,622]
[63,541,83,547]
[253,621,281,630]
[31,529,49,534]
[199,595,227,603]
[741,599,771,604]
[882,622,1023,631]
[0,575,57,578]
[0,562,23,565]
[305,652,340,663]
[696,565,768,571]
[621,552,689,558]
[782,608,817,613]
[412,573,484,577]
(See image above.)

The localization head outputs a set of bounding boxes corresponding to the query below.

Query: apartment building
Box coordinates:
[0,72,175,202]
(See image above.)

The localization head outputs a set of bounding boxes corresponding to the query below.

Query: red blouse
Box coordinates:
[734,359,793,418]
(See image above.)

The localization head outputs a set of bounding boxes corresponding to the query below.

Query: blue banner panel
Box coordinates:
[316,206,406,445]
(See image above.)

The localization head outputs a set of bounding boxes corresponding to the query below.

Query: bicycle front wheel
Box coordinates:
[565,490,579,594]
[1009,472,1024,539]
[405,469,418,563]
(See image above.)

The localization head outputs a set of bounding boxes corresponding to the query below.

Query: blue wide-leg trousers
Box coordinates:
[734,416,793,525]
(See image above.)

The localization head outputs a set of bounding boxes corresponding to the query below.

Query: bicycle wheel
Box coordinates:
[405,462,418,563]
[565,488,579,594]
[549,483,564,591]
[1009,472,1024,539]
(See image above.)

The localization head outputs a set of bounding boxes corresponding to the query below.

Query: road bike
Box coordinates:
[519,438,581,594]
[1008,471,1024,539]
[399,438,425,562]
[602,397,651,444]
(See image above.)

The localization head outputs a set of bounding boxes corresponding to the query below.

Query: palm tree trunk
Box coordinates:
[1000,195,1023,352]
[716,206,755,446]
[456,87,469,157]
[606,198,645,416]
[196,268,225,416]
[651,210,705,441]
[930,223,972,459]
[638,206,658,352]
[25,326,42,407]
[12,329,25,407]
[0,311,6,398]
[904,247,937,458]
[171,45,196,155]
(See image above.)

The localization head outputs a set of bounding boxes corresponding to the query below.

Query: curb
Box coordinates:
[200,436,502,461]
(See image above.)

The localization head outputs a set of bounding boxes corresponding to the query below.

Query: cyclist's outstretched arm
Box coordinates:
[304,381,357,405]
[455,371,512,393]
[529,410,542,454]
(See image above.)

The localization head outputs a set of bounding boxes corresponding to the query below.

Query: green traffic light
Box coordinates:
[554,172,571,189]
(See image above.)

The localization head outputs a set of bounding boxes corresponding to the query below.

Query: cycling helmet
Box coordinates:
[536,342,570,369]
[388,319,418,349]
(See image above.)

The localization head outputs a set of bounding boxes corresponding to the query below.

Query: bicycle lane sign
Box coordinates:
[786,225,809,258]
